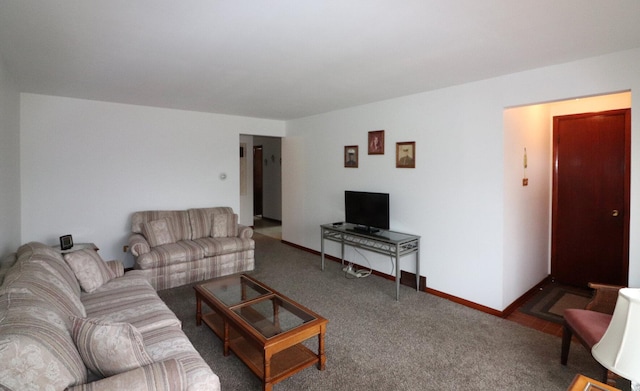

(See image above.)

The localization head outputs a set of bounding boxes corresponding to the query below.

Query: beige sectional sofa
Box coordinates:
[128,207,255,290]
[0,242,219,391]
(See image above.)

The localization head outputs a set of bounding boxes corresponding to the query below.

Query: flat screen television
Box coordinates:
[345,191,390,233]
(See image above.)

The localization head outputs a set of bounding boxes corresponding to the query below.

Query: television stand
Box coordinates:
[320,223,420,300]
[350,226,380,234]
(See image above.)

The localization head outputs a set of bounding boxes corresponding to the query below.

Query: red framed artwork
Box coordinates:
[368,130,384,155]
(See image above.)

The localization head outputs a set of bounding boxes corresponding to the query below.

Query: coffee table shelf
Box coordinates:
[230,335,319,384]
[195,274,328,391]
[201,311,318,385]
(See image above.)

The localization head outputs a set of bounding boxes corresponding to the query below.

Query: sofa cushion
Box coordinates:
[1,258,86,318]
[0,329,88,390]
[188,207,234,239]
[64,249,117,293]
[141,218,177,247]
[82,272,182,333]
[105,260,125,278]
[131,210,191,242]
[132,252,255,291]
[142,326,220,390]
[135,240,206,270]
[212,213,238,238]
[65,359,187,391]
[71,317,154,378]
[15,241,54,260]
[193,237,255,257]
[14,241,83,297]
[0,292,88,390]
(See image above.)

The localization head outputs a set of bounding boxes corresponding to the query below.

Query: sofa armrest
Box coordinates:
[65,359,186,391]
[105,260,125,278]
[129,234,151,257]
[238,224,254,239]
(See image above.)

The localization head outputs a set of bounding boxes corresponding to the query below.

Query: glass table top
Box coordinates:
[233,296,316,338]
[199,274,271,306]
[198,274,317,339]
[322,222,420,243]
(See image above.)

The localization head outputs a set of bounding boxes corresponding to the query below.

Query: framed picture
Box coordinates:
[396,141,415,168]
[368,130,384,155]
[344,145,358,168]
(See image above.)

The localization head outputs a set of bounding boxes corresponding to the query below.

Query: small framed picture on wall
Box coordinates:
[344,145,359,168]
[396,141,415,168]
[368,130,384,155]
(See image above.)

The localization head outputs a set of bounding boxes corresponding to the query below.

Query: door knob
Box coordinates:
[612,210,619,217]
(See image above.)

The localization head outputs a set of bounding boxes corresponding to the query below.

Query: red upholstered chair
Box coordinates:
[561,283,625,384]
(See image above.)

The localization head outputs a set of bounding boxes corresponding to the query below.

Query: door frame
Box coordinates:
[550,108,631,286]
[253,145,263,217]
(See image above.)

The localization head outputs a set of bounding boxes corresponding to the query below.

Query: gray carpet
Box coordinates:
[158,233,607,391]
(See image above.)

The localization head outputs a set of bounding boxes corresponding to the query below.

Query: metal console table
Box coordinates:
[320,223,420,300]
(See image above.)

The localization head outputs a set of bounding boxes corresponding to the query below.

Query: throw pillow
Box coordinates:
[71,317,154,378]
[141,218,177,247]
[211,213,238,238]
[64,249,116,293]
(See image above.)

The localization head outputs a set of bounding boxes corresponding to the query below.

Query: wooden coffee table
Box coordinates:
[194,274,328,391]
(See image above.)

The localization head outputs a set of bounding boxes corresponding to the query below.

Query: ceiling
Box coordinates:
[1,1,639,120]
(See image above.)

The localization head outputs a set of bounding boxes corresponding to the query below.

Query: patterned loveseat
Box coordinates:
[0,242,219,391]
[128,207,255,290]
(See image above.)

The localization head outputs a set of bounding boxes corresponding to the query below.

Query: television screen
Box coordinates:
[345,191,390,232]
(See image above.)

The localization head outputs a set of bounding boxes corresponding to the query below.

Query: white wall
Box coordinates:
[503,104,551,307]
[284,48,640,310]
[20,94,285,266]
[10,49,640,310]
[238,135,254,227]
[0,56,21,257]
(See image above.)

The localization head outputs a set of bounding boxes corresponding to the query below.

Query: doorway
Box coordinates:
[253,145,263,217]
[503,92,631,304]
[250,136,283,240]
[551,109,630,287]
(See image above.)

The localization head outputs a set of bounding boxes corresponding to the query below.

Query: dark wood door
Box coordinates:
[253,146,263,216]
[551,109,630,287]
